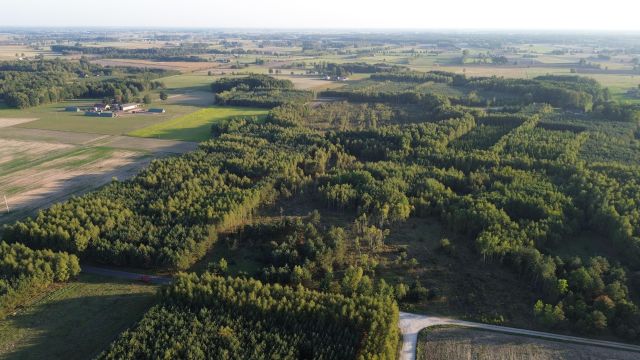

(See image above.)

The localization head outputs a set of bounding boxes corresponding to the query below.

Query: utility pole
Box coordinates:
[3,194,9,213]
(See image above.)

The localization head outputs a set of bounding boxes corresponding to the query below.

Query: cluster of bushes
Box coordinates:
[99,274,400,360]
[237,216,348,284]
[0,242,80,318]
[533,256,640,339]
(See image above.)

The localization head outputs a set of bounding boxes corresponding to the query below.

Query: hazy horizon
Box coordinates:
[3,0,638,31]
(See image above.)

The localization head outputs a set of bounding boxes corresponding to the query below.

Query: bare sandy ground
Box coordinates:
[0,118,38,128]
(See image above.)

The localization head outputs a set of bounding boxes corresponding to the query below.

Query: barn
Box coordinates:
[121,103,140,112]
[85,111,117,118]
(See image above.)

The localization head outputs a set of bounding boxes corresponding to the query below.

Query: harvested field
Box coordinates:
[0,131,197,224]
[0,144,150,225]
[0,118,38,128]
[0,127,108,145]
[166,91,213,106]
[0,139,73,169]
[101,136,198,153]
[284,76,345,91]
[417,326,639,360]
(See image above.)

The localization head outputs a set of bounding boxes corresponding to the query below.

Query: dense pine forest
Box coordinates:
[2,63,640,356]
[98,274,399,359]
[0,242,79,318]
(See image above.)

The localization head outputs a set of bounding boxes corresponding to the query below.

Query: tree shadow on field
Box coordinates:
[0,275,157,360]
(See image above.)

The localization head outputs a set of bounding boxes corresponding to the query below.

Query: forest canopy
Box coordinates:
[98,274,400,360]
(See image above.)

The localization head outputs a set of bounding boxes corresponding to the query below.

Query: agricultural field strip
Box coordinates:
[0,127,198,154]
[399,312,640,360]
[0,118,38,128]
[0,128,196,225]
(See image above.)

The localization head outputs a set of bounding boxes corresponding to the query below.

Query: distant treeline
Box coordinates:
[51,44,216,62]
[0,58,172,108]
[50,44,286,61]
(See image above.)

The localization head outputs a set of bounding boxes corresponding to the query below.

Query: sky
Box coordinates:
[1,0,638,31]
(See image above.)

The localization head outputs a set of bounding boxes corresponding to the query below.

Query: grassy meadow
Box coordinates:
[128,106,268,142]
[0,101,202,135]
[0,274,157,360]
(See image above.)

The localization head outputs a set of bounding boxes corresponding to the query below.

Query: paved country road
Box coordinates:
[399,311,640,360]
[80,266,640,359]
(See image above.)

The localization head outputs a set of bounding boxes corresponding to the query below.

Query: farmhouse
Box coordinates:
[93,103,110,111]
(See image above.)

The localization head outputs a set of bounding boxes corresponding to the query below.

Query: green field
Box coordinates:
[0,274,157,360]
[128,106,268,142]
[0,101,202,135]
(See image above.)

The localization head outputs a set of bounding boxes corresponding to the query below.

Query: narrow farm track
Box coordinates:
[81,265,173,285]
[399,312,640,360]
[80,266,640,359]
